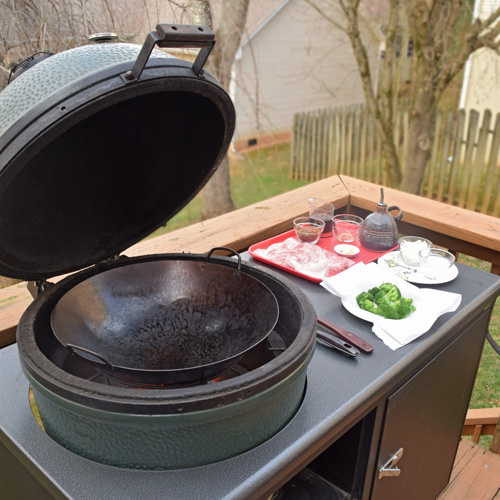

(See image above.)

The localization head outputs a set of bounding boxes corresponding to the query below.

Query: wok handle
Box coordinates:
[317,318,374,354]
[126,24,215,81]
[205,247,242,272]
[66,343,115,368]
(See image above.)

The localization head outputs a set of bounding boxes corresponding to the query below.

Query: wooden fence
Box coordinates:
[291,105,500,216]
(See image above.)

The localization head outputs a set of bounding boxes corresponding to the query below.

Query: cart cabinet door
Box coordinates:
[371,310,491,500]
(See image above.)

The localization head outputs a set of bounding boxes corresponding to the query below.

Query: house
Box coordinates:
[135,0,385,151]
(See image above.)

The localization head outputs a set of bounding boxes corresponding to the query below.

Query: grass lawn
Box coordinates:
[458,254,500,448]
[155,143,500,447]
[148,143,309,238]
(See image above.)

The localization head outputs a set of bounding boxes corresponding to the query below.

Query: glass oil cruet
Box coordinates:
[359,188,403,251]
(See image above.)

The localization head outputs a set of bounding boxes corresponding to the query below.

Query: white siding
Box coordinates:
[460,0,500,115]
[231,0,381,142]
[477,0,500,17]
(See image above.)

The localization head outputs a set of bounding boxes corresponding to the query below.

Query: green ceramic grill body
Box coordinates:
[27,362,308,470]
[0,43,172,138]
[17,253,317,470]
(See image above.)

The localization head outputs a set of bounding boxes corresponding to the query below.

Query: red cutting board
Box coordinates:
[249,229,396,283]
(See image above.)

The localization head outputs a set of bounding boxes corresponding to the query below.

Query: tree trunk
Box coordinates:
[400,106,435,194]
[307,0,500,195]
[187,0,249,220]
[400,0,440,194]
[199,155,233,219]
[306,0,403,187]
[400,99,436,193]
[399,50,438,193]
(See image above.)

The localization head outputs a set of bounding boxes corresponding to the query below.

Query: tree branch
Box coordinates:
[303,0,347,33]
[478,5,500,31]
[379,0,400,125]
[436,6,500,94]
[168,0,187,8]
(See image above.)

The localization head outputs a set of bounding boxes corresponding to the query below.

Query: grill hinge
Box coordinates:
[27,280,53,299]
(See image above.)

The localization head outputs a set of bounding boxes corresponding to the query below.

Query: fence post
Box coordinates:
[290,105,500,216]
[426,109,443,199]
[488,113,500,216]
[458,110,480,207]
[436,111,454,203]
[467,110,491,211]
[447,110,467,206]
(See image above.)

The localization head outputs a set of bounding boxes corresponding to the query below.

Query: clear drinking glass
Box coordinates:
[293,217,325,245]
[419,248,455,276]
[308,198,334,237]
[333,214,363,243]
[398,236,432,266]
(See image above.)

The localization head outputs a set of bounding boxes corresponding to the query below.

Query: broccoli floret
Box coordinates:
[367,286,381,298]
[375,296,400,319]
[356,291,379,314]
[393,297,416,319]
[356,291,374,305]
[356,283,415,319]
[377,283,401,302]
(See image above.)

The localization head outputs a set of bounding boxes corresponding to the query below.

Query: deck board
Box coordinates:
[438,439,500,500]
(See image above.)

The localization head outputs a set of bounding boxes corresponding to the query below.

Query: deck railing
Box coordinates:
[463,408,500,453]
[1,174,500,350]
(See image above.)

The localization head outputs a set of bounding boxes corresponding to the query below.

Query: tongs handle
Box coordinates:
[316,329,359,357]
[317,317,374,354]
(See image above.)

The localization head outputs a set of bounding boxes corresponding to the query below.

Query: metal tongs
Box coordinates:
[316,323,360,357]
[318,317,374,354]
[316,329,359,357]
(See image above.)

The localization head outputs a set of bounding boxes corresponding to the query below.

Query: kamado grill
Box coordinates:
[0,24,316,471]
[2,28,500,498]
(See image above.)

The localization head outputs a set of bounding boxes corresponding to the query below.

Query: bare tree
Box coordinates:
[305,0,500,194]
[0,0,248,219]
[186,0,250,219]
[0,0,137,88]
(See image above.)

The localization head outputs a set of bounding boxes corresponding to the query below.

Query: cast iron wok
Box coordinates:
[50,249,279,386]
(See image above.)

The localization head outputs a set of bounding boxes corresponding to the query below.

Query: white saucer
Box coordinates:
[334,244,360,258]
[378,251,459,284]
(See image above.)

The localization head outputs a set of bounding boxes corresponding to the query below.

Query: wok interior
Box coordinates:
[51,260,279,371]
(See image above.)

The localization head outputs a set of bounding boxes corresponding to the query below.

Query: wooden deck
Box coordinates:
[439,439,500,500]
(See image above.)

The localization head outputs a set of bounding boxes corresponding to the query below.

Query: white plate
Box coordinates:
[339,273,422,324]
[334,244,360,258]
[377,251,458,284]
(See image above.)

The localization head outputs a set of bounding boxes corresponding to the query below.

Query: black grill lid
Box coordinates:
[0,25,235,280]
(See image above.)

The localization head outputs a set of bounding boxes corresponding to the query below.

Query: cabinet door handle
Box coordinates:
[379,448,404,479]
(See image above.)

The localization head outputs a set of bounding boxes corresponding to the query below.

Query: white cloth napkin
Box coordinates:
[320,262,462,350]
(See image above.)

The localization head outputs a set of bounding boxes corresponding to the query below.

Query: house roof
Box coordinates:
[245,0,288,34]
[238,0,289,47]
[190,0,288,44]
[364,0,390,20]
[135,0,386,48]
[237,0,386,48]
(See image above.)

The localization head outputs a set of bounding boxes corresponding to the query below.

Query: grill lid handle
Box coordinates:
[125,23,215,82]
